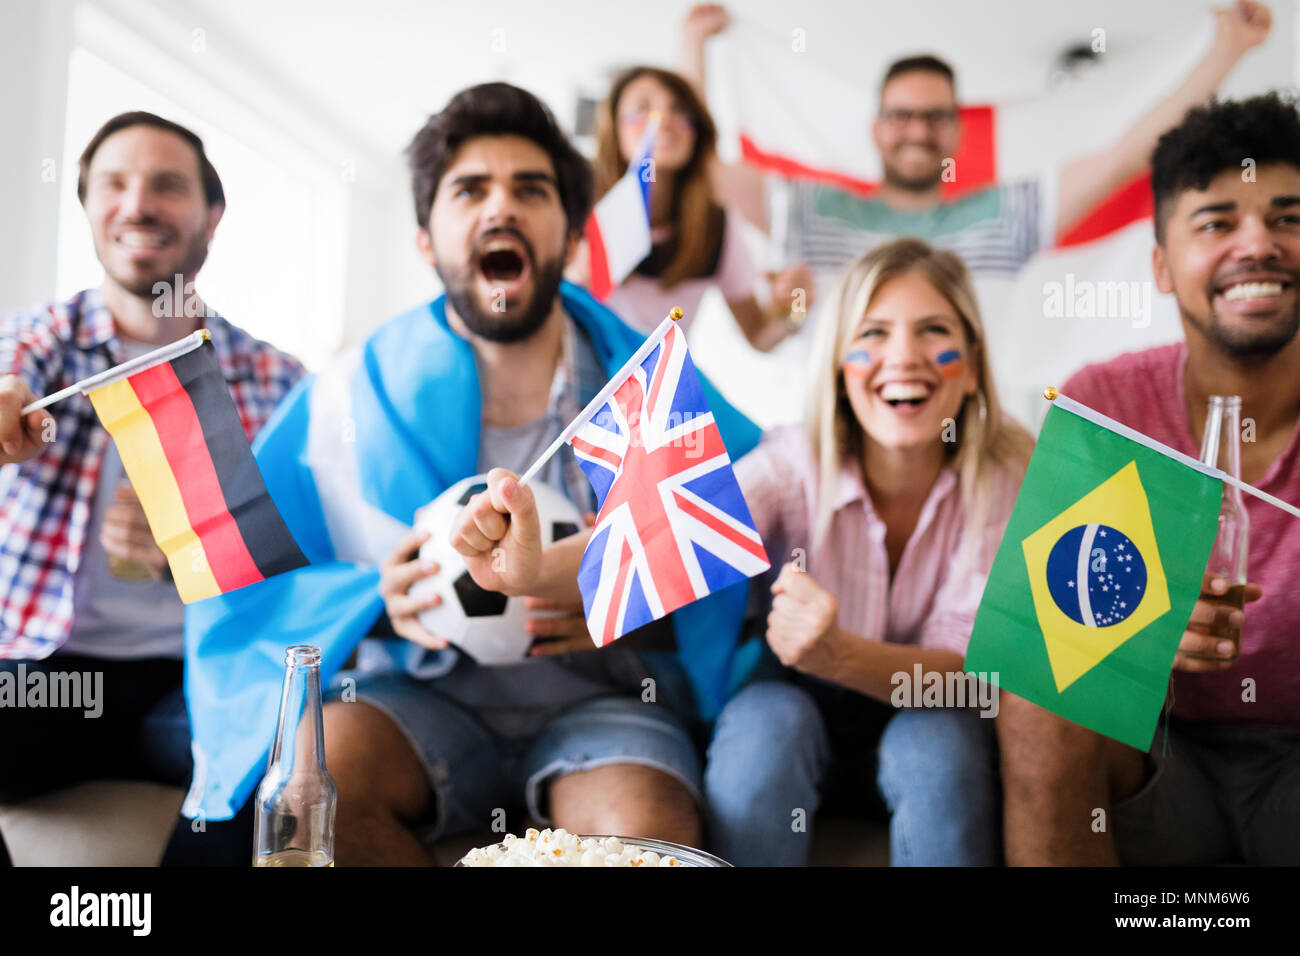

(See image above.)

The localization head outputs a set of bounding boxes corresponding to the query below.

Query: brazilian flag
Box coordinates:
[965,396,1222,751]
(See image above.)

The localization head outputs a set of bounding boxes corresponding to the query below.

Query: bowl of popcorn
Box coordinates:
[456,828,731,867]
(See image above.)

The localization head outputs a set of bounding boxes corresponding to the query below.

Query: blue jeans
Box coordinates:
[336,668,702,842]
[705,680,1000,866]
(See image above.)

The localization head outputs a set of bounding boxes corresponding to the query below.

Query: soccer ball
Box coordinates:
[409,474,585,665]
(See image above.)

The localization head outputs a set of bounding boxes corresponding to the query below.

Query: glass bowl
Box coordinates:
[455,834,732,867]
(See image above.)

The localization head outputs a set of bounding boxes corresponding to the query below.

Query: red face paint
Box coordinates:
[843,349,872,379]
[937,348,964,381]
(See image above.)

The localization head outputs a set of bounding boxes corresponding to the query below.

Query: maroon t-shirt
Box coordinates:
[1063,343,1300,729]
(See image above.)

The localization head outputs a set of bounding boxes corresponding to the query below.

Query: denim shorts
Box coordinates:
[1113,720,1300,865]
[329,661,702,843]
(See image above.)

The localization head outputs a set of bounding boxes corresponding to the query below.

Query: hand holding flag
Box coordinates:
[965,387,1298,751]
[449,466,545,597]
[0,375,52,464]
[20,330,309,603]
[513,309,769,648]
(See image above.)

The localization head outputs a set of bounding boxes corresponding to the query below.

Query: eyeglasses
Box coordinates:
[878,108,959,128]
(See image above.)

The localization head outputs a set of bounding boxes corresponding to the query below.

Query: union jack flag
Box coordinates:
[570,323,770,646]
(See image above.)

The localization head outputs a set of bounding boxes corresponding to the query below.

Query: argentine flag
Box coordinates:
[181,282,760,820]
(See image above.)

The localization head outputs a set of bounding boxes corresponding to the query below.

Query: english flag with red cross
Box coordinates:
[708,16,1216,248]
[569,321,770,646]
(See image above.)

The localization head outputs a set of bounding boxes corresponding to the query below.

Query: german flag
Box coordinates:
[87,339,308,603]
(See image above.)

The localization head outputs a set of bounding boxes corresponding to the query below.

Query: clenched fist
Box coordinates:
[449,467,543,597]
[765,562,843,677]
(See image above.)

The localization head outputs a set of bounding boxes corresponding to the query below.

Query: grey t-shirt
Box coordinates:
[61,339,185,660]
[414,316,649,737]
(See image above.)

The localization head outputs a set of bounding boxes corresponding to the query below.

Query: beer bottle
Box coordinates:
[1197,395,1249,649]
[252,645,337,866]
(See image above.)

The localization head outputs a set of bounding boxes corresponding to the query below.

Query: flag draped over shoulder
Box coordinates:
[964,397,1222,750]
[585,114,658,299]
[181,282,761,820]
[87,340,307,603]
[570,321,770,645]
[708,16,1213,247]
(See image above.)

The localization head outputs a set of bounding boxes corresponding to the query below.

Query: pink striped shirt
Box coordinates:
[734,425,1023,656]
[1064,343,1300,729]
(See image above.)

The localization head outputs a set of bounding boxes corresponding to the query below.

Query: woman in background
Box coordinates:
[580,65,810,350]
[705,238,1034,866]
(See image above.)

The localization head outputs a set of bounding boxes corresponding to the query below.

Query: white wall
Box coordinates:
[0,0,74,312]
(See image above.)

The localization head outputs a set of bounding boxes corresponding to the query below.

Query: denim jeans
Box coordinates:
[0,653,253,866]
[705,679,1000,866]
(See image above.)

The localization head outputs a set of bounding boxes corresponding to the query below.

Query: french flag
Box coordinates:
[585,113,660,300]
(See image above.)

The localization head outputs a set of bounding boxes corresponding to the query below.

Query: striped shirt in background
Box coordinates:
[734,425,1022,656]
[780,177,1056,282]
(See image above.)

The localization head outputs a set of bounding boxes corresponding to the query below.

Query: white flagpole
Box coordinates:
[1219,472,1300,521]
[517,308,681,488]
[1045,387,1300,522]
[20,329,211,415]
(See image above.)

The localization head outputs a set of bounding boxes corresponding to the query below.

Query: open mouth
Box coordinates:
[476,234,532,296]
[480,247,524,282]
[876,380,935,409]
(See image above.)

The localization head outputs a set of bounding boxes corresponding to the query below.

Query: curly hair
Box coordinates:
[1151,91,1300,243]
[406,83,592,234]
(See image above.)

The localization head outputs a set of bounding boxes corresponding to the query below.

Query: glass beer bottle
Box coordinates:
[1197,395,1250,648]
[252,645,337,867]
[107,479,156,581]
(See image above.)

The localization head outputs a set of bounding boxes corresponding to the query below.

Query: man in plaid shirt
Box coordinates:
[0,112,304,866]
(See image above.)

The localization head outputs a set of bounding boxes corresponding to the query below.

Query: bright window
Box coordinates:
[56,42,347,370]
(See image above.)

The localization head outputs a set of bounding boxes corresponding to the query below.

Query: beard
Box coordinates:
[438,229,565,344]
[881,147,944,192]
[1181,268,1300,359]
[105,217,212,298]
[1187,304,1300,358]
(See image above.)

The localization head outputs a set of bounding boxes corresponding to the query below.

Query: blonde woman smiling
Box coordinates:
[704,238,1034,866]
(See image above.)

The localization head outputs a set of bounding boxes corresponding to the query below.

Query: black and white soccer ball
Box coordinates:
[409,474,584,664]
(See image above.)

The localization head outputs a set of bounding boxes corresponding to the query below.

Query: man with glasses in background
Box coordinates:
[681,1,1272,284]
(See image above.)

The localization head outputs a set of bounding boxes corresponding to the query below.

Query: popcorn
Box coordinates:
[458,833,684,868]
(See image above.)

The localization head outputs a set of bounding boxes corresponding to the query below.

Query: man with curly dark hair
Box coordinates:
[998,92,1300,866]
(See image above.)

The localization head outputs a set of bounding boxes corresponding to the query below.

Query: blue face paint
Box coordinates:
[936,348,964,381]
[843,349,872,377]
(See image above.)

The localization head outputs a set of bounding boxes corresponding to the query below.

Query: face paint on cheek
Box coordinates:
[843,349,872,379]
[936,348,964,381]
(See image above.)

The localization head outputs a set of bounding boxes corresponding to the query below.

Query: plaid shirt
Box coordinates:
[0,288,306,660]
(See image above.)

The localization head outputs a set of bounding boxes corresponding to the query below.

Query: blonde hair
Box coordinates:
[807,238,1034,559]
